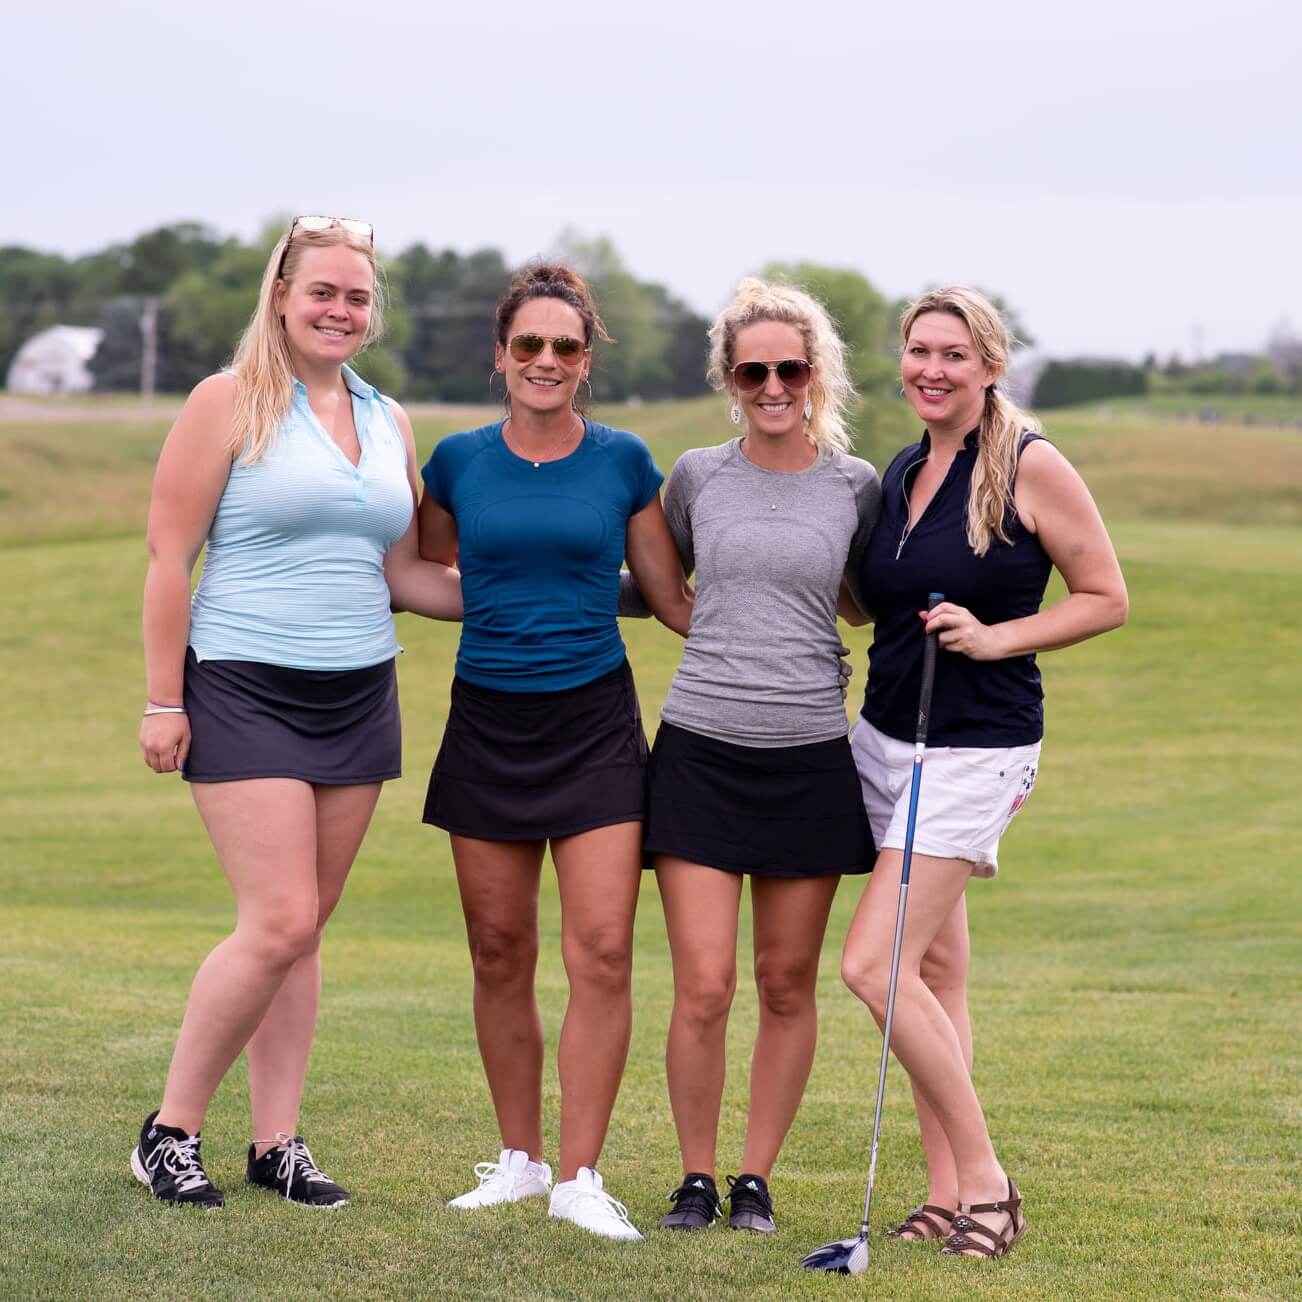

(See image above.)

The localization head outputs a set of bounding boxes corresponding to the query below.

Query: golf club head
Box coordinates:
[801,1234,870,1275]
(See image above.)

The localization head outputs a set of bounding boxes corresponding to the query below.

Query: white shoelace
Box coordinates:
[573,1185,637,1231]
[469,1159,516,1192]
[255,1132,332,1198]
[144,1134,211,1195]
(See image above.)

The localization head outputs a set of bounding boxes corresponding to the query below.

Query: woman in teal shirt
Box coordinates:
[418,263,690,1241]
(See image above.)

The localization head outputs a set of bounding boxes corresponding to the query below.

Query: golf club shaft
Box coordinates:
[857,592,942,1238]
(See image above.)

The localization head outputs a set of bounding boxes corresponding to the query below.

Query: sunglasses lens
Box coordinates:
[552,336,584,360]
[339,219,374,241]
[509,334,546,361]
[295,215,334,232]
[777,360,812,388]
[733,362,770,391]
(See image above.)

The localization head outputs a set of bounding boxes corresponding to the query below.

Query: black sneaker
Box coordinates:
[247,1136,350,1208]
[131,1110,224,1208]
[658,1172,722,1230]
[727,1172,776,1232]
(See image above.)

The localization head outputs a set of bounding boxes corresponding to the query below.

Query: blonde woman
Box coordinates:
[641,279,882,1233]
[133,217,458,1208]
[840,286,1127,1257]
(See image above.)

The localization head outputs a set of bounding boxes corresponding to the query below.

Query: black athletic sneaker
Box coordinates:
[131,1111,224,1208]
[658,1172,722,1230]
[246,1136,350,1208]
[727,1172,776,1232]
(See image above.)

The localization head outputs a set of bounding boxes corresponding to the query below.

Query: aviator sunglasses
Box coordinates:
[731,358,813,392]
[276,215,374,278]
[508,333,588,364]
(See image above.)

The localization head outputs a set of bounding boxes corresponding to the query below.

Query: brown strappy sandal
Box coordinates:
[885,1204,956,1241]
[939,1178,1026,1258]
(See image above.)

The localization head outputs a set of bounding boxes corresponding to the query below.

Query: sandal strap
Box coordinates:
[941,1231,999,1257]
[957,1177,1022,1218]
[957,1193,1021,1216]
[886,1204,955,1239]
[943,1210,1021,1257]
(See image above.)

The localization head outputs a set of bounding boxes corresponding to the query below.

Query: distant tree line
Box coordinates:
[1031,343,1302,409]
[1032,360,1147,408]
[0,222,932,405]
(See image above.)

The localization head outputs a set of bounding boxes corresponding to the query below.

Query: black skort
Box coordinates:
[181,647,401,785]
[423,660,648,841]
[644,721,873,878]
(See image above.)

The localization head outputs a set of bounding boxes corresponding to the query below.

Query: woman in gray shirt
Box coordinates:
[647,279,881,1234]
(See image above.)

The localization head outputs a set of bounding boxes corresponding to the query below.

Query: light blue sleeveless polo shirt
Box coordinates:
[188,365,413,671]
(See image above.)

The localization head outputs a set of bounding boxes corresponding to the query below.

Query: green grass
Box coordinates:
[1,398,1299,1299]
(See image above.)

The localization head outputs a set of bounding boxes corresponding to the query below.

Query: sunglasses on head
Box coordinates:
[508,333,587,364]
[731,358,813,392]
[276,215,374,278]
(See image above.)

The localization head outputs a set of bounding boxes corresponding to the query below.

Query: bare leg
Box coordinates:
[157,779,322,1134]
[841,851,1012,1246]
[655,858,743,1178]
[246,782,382,1153]
[551,821,642,1182]
[905,893,972,1217]
[739,874,841,1179]
[451,835,546,1161]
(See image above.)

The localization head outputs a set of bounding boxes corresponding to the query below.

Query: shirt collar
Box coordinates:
[919,427,981,453]
[291,365,382,403]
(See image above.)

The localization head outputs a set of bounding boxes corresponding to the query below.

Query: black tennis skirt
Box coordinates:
[644,721,874,878]
[423,660,648,841]
[181,647,401,785]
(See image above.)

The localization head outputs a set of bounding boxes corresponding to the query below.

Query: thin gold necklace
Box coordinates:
[504,415,584,468]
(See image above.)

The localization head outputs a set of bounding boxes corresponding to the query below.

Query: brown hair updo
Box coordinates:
[494,262,611,415]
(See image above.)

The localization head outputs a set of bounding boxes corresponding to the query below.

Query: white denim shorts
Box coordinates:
[850,719,1040,878]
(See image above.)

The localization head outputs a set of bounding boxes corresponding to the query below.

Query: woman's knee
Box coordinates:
[467,922,538,991]
[840,946,892,1018]
[754,956,817,1020]
[919,937,969,993]
[238,905,320,969]
[674,965,737,1031]
[564,925,633,997]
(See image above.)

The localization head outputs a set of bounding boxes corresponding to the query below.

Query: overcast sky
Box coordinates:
[7,0,1300,362]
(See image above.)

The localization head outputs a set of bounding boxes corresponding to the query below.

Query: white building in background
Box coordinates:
[5,325,104,395]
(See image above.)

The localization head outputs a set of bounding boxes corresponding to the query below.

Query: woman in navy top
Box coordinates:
[417,263,690,1240]
[839,286,1127,1258]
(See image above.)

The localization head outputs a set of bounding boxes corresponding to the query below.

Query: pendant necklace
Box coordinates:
[506,415,583,468]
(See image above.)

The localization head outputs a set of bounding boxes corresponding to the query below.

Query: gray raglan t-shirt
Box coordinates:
[657,438,881,748]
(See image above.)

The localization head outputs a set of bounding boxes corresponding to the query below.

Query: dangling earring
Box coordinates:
[803,397,813,421]
[729,402,741,426]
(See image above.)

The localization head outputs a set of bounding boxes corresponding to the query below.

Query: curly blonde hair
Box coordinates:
[707,277,855,454]
[228,224,385,464]
[900,285,1040,556]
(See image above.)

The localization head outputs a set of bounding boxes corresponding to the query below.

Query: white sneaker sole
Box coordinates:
[447,1186,550,1211]
[548,1206,643,1242]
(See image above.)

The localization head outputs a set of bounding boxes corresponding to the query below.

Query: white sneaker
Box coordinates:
[548,1166,643,1241]
[447,1148,552,1210]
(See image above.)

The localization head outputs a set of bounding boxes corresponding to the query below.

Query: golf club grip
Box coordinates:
[915,592,943,745]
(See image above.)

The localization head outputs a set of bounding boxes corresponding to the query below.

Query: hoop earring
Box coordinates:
[573,376,594,410]
[729,403,741,426]
[488,368,509,413]
[803,397,813,421]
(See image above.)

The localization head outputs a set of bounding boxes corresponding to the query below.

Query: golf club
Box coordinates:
[801,591,943,1276]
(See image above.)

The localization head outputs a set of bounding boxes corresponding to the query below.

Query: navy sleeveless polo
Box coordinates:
[858,429,1053,746]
